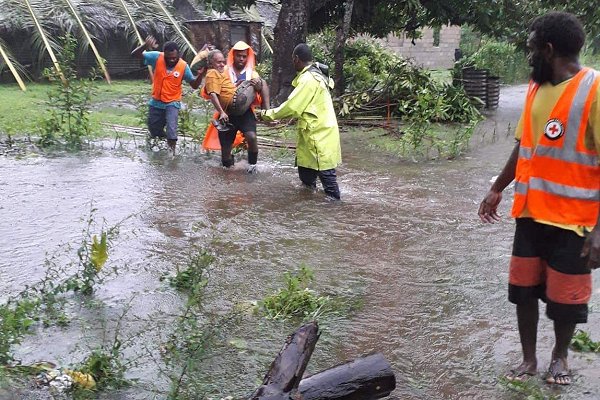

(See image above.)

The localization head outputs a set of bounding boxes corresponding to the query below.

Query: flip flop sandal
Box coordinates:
[505,369,536,382]
[545,359,572,385]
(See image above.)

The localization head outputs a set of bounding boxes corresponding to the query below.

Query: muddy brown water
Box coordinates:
[1,85,599,399]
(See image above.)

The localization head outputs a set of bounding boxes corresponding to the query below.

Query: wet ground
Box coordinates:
[1,85,599,399]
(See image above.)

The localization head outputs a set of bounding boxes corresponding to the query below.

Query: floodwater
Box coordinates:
[1,85,599,399]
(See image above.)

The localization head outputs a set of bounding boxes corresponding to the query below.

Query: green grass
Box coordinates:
[0,80,150,137]
[581,51,600,71]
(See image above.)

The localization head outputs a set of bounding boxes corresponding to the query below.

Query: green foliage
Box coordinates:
[76,208,119,295]
[40,34,97,149]
[457,38,529,84]
[258,265,330,321]
[177,92,206,146]
[499,376,560,400]
[459,25,481,57]
[307,35,481,125]
[77,348,128,391]
[0,298,40,364]
[0,207,120,364]
[307,34,482,159]
[570,329,600,352]
[581,49,600,71]
[160,249,242,399]
[256,59,272,85]
[169,252,214,302]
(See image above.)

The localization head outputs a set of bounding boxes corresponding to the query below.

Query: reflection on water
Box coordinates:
[1,86,599,399]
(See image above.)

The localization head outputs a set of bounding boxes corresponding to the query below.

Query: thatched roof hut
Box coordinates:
[0,0,279,81]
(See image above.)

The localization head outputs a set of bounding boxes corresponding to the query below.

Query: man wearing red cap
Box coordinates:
[201,41,270,173]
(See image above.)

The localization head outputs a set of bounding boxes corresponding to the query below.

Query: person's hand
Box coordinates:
[145,36,158,50]
[219,111,229,123]
[196,66,206,76]
[478,190,502,223]
[250,78,263,91]
[255,109,266,121]
[581,228,600,270]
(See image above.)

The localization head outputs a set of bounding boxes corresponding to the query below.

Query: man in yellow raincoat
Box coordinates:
[258,43,342,199]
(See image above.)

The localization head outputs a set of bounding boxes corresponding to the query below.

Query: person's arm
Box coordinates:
[249,72,270,109]
[260,76,315,121]
[183,65,206,90]
[205,71,228,122]
[132,36,158,59]
[582,213,600,270]
[581,95,600,269]
[259,79,270,109]
[478,141,520,223]
[209,92,228,122]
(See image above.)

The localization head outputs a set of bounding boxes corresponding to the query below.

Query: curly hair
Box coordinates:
[163,41,179,53]
[529,12,585,57]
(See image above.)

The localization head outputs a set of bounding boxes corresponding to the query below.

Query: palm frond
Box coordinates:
[152,0,197,55]
[0,39,27,91]
[10,0,66,82]
[64,0,112,83]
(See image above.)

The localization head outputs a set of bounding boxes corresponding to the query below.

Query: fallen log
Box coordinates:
[250,322,396,400]
[299,353,396,400]
[249,321,320,399]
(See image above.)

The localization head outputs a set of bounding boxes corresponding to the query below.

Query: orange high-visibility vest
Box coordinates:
[151,53,187,103]
[512,68,600,226]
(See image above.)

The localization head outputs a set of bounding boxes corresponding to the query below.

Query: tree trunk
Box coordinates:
[269,0,310,106]
[249,321,320,399]
[298,352,396,399]
[333,0,354,97]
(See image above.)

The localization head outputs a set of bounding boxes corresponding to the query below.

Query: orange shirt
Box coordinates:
[204,69,236,110]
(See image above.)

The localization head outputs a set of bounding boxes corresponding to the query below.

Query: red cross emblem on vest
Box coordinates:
[544,118,564,140]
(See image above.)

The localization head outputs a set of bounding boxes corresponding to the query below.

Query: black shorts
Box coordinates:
[228,108,256,134]
[508,218,591,323]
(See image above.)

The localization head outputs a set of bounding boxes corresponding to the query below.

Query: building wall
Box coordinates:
[374,25,461,69]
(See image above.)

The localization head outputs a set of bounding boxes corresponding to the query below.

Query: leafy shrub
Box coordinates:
[570,329,600,352]
[169,252,213,302]
[258,265,329,320]
[40,35,97,149]
[306,31,483,159]
[455,38,529,84]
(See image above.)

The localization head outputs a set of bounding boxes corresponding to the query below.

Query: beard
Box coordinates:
[530,56,553,84]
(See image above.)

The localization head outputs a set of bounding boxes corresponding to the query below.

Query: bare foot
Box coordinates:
[546,358,571,385]
[505,361,537,381]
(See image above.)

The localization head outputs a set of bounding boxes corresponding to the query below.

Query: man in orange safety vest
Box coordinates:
[132,36,204,154]
[478,12,600,386]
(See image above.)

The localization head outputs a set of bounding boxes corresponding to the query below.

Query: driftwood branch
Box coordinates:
[299,353,396,399]
[250,322,396,400]
[249,321,320,399]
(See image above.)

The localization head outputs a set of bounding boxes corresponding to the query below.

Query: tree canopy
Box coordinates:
[206,0,599,44]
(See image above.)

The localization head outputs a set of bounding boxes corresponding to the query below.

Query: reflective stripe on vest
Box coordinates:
[535,69,599,166]
[515,178,599,201]
[512,68,600,226]
[151,54,186,103]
